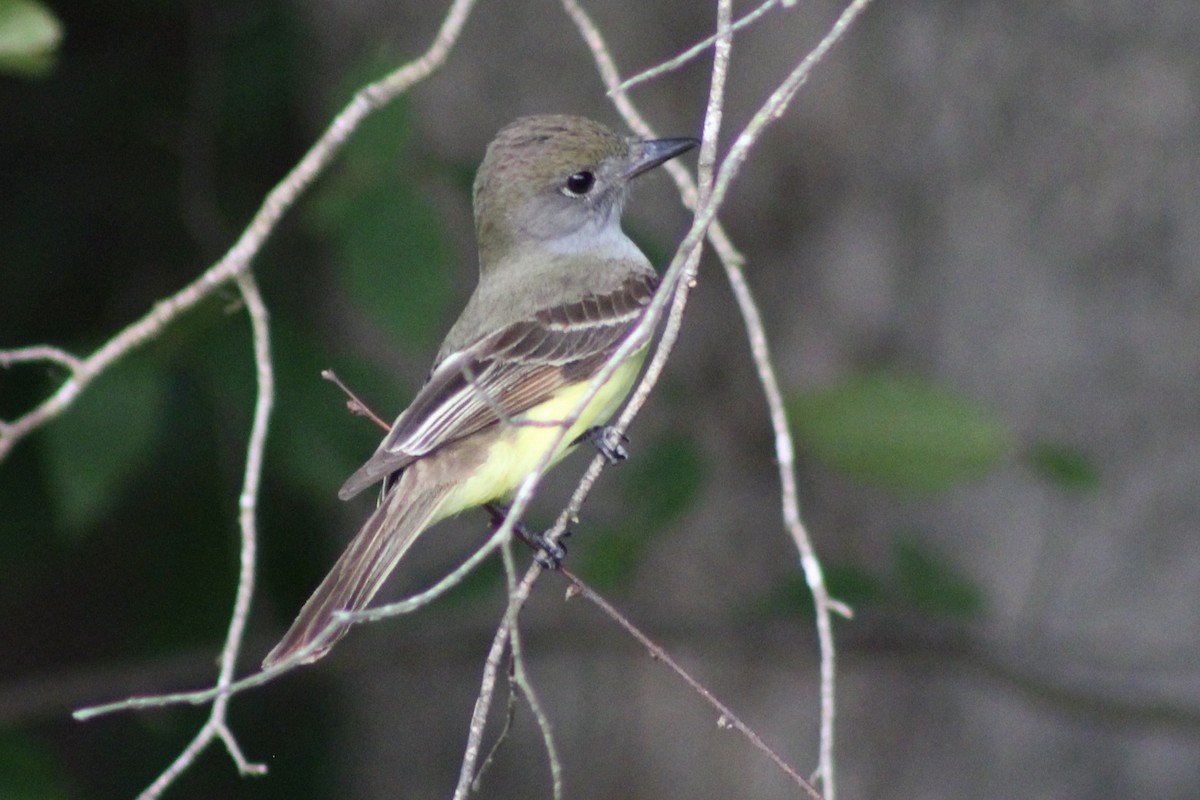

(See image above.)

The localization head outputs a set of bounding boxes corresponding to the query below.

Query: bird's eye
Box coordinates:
[563,171,596,196]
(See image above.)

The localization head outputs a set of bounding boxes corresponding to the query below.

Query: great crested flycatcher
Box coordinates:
[264,115,698,667]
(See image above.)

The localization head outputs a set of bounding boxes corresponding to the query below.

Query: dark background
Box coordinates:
[3,0,1199,798]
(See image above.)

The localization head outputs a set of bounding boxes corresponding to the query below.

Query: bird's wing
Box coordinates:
[338,271,657,500]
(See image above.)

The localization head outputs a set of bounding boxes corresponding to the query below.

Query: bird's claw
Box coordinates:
[573,425,629,464]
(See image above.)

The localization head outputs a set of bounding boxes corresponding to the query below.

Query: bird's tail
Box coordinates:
[262,474,450,668]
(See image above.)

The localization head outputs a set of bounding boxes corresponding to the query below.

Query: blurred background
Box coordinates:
[2,0,1199,797]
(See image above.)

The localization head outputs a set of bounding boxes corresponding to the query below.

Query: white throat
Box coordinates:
[541,219,646,262]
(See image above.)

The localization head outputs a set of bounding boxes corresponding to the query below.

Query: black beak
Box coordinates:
[625,136,700,179]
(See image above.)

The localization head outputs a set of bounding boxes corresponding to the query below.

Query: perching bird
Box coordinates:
[264,115,697,667]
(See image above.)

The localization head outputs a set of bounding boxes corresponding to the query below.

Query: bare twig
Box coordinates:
[0,345,84,372]
[322,369,391,430]
[452,550,542,800]
[559,566,824,800]
[131,271,274,799]
[611,0,781,95]
[500,542,564,800]
[476,0,732,562]
[539,0,731,531]
[471,657,520,793]
[695,5,880,792]
[221,272,274,759]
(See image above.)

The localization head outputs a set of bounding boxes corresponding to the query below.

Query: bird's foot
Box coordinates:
[572,425,629,464]
[485,502,570,569]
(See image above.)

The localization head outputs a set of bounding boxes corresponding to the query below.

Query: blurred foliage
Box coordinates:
[788,372,1012,493]
[307,73,454,351]
[578,433,706,588]
[437,553,505,610]
[1026,441,1101,492]
[779,372,1098,623]
[0,0,61,77]
[41,353,167,533]
[892,538,984,616]
[762,537,983,621]
[787,371,1100,496]
[0,730,72,800]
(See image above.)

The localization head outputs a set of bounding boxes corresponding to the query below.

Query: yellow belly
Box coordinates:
[443,352,645,513]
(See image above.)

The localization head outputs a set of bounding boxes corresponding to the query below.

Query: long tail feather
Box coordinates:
[263,476,450,668]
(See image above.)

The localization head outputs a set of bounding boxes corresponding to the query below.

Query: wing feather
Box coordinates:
[338,271,656,500]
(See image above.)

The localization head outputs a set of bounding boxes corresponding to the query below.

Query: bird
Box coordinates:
[263,114,698,667]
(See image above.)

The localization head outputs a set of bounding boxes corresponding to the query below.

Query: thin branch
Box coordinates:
[221,271,275,748]
[0,345,83,372]
[605,67,728,468]
[485,0,732,552]
[471,656,520,793]
[205,271,275,775]
[623,0,733,443]
[700,0,733,198]
[131,272,274,799]
[501,543,564,800]
[611,0,781,95]
[322,369,392,430]
[695,4,883,786]
[452,554,542,800]
[559,566,824,800]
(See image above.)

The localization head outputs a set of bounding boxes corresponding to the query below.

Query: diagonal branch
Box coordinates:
[558,566,824,800]
[611,0,782,95]
[0,0,479,466]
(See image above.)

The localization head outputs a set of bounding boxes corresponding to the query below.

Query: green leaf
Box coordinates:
[893,539,983,617]
[1027,442,1100,491]
[0,0,62,77]
[787,373,1012,493]
[42,356,166,533]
